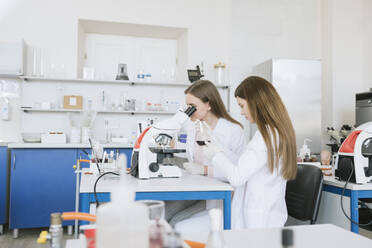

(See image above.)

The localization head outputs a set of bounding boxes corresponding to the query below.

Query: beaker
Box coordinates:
[214,62,226,85]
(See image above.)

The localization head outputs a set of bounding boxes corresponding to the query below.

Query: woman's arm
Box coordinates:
[211,131,267,188]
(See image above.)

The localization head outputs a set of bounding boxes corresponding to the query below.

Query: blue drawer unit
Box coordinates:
[9,149,77,229]
[0,146,8,234]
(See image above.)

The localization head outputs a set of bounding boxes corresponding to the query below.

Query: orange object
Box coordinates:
[61,212,96,222]
[339,130,362,153]
[79,159,91,163]
[134,126,151,149]
[184,240,206,248]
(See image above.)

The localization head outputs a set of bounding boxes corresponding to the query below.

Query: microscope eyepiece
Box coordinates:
[184,106,196,117]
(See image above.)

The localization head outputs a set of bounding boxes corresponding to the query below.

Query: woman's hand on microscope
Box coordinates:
[183,162,207,175]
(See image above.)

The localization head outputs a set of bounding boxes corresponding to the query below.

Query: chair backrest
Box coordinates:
[285,163,324,224]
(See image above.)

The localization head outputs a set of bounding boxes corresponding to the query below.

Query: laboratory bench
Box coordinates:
[317,175,372,234]
[182,224,372,247]
[65,224,372,248]
[6,144,133,238]
[79,168,233,229]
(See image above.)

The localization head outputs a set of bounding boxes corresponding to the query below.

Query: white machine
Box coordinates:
[335,122,372,184]
[130,107,196,179]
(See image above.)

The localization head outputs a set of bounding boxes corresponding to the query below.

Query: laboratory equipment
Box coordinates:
[96,178,149,248]
[115,63,129,80]
[77,108,97,144]
[214,62,226,85]
[187,65,204,83]
[335,122,372,184]
[37,213,63,248]
[37,212,96,245]
[21,132,41,143]
[0,39,26,76]
[356,91,372,126]
[253,59,321,154]
[326,125,354,153]
[130,106,196,179]
[299,138,312,161]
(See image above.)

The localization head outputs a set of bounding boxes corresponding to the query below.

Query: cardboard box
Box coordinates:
[64,95,83,109]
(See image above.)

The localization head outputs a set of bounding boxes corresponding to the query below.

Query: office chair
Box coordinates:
[285,163,324,224]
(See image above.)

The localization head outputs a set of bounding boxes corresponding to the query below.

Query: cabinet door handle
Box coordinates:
[13,154,16,170]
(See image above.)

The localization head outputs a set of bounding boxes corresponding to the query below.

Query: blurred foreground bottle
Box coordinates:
[205,208,225,248]
[96,176,150,247]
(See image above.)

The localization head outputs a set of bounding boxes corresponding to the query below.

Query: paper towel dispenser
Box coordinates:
[0,39,26,76]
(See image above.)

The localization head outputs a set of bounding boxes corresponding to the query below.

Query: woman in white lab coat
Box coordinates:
[201,76,297,229]
[166,80,246,227]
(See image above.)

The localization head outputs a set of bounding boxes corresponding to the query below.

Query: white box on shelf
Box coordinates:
[41,133,67,144]
[0,39,26,76]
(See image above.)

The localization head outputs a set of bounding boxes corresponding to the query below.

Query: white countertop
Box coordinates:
[80,168,234,193]
[65,224,372,248]
[8,143,133,149]
[181,224,372,247]
[323,175,372,190]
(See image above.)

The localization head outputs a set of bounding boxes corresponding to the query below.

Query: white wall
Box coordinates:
[231,0,322,139]
[0,0,232,141]
[322,0,372,147]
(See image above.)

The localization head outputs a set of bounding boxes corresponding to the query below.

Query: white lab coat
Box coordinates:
[211,130,288,229]
[174,118,246,233]
[184,118,246,181]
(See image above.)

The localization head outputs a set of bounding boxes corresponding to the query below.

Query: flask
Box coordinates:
[205,208,225,248]
[96,177,150,247]
[299,138,312,160]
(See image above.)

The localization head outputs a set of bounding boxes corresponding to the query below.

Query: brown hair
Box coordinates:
[185,80,242,128]
[234,76,297,180]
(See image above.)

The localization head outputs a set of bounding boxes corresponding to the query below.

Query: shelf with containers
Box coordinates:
[19,76,231,109]
[20,107,177,115]
[20,76,230,89]
[19,76,231,145]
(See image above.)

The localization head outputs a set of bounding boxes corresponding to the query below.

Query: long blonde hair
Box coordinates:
[234,76,297,180]
[185,80,242,128]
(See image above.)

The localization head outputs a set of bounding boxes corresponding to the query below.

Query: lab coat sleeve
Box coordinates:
[211,131,267,188]
[225,125,247,164]
[212,125,246,181]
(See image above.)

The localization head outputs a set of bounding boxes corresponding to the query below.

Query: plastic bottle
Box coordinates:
[299,138,312,160]
[205,208,225,248]
[96,177,150,248]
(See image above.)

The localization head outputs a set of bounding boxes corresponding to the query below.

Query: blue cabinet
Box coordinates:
[9,149,77,229]
[9,147,133,230]
[0,146,8,229]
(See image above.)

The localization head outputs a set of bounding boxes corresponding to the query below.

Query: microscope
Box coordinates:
[130,106,196,179]
[335,122,372,184]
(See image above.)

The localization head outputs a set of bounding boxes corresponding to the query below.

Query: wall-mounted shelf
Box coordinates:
[20,107,176,115]
[20,76,230,89]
